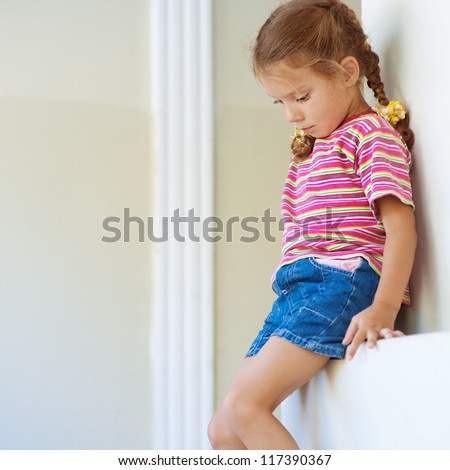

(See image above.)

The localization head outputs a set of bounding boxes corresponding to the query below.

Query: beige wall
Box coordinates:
[213,0,361,405]
[0,0,153,448]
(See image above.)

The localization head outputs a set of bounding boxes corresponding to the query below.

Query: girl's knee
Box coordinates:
[209,399,256,450]
[208,411,235,450]
[207,414,220,449]
[222,391,262,433]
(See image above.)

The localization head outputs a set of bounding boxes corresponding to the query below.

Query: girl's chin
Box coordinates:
[305,126,326,138]
[309,128,334,139]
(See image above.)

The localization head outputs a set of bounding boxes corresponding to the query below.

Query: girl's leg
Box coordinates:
[208,405,247,449]
[208,356,263,450]
[208,336,329,450]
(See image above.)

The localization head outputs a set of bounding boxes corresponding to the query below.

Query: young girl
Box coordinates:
[208,0,416,450]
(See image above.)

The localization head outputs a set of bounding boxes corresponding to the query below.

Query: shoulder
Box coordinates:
[334,114,411,165]
[350,114,409,150]
[314,114,398,162]
[323,114,401,150]
[350,115,412,173]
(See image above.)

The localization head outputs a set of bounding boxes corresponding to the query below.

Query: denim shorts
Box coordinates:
[246,257,380,359]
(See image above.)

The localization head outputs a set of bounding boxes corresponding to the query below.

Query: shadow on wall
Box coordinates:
[375,12,437,335]
[397,158,438,335]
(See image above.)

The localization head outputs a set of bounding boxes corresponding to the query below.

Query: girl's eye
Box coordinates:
[272,94,309,105]
[296,93,310,102]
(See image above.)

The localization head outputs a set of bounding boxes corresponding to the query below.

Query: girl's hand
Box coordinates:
[342,302,404,360]
[341,196,414,361]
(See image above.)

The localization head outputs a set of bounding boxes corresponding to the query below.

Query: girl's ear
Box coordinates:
[340,56,360,87]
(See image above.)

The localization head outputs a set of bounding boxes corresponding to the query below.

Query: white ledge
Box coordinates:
[282,331,450,449]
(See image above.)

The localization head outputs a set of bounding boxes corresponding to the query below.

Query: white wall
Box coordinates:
[0,0,153,449]
[283,332,450,449]
[361,0,450,334]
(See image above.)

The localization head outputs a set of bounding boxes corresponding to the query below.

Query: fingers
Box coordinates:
[344,329,366,361]
[366,329,379,349]
[345,327,406,361]
[342,318,358,346]
[379,328,393,339]
[379,328,405,339]
[392,329,405,337]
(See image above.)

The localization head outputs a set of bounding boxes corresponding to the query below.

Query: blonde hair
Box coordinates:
[252,0,414,160]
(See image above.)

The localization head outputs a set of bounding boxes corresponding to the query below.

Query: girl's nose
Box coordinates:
[284,104,304,124]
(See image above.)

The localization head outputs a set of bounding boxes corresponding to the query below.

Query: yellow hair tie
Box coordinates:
[291,127,306,142]
[374,101,407,125]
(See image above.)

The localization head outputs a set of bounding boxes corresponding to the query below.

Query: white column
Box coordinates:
[150,0,214,450]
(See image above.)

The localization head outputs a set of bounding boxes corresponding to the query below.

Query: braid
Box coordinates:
[395,111,415,150]
[363,45,389,106]
[291,131,316,162]
[362,44,415,149]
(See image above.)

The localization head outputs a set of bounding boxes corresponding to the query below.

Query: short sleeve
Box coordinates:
[356,126,414,219]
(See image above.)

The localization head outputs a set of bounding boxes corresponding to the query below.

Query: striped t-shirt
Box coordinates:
[274,111,414,303]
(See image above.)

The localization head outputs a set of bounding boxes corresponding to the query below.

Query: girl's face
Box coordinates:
[259,61,362,139]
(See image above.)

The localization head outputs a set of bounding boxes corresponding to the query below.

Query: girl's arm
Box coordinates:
[342,195,417,360]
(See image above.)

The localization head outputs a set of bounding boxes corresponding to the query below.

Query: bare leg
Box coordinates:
[208,405,247,450]
[209,336,329,450]
[208,357,263,450]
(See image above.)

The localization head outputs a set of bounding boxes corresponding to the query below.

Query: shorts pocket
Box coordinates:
[285,305,333,338]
